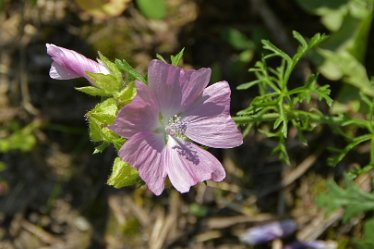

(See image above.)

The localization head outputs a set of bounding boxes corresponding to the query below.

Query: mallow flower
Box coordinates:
[110,59,243,195]
[46,44,109,83]
[240,220,297,245]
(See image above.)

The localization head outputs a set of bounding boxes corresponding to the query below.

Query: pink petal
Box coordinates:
[147,59,183,115]
[119,132,166,195]
[179,67,211,110]
[165,137,226,193]
[183,81,243,148]
[46,44,109,83]
[109,82,159,138]
[50,62,79,80]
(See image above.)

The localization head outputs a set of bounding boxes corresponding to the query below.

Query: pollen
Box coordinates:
[165,114,186,137]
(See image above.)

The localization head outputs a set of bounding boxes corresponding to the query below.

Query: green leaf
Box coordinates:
[115,81,136,107]
[170,48,185,66]
[318,49,374,96]
[0,162,6,171]
[156,53,167,63]
[328,134,372,166]
[295,0,348,31]
[317,174,374,222]
[189,203,209,217]
[0,121,39,153]
[107,157,140,188]
[86,98,123,145]
[236,80,260,90]
[115,59,146,83]
[75,86,107,96]
[93,142,109,154]
[136,0,166,20]
[88,98,118,124]
[261,40,292,62]
[221,28,254,50]
[98,52,122,82]
[309,0,374,96]
[86,72,121,94]
[353,217,374,248]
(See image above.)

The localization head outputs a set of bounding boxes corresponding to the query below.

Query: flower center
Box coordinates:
[165,114,186,137]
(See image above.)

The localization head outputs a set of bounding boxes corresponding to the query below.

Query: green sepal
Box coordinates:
[170,48,185,66]
[75,86,108,97]
[93,142,109,154]
[114,81,137,107]
[107,157,140,188]
[89,98,118,124]
[86,72,121,95]
[86,98,123,145]
[98,52,122,83]
[115,59,146,83]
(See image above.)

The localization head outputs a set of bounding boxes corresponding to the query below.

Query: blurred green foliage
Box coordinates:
[353,217,374,248]
[0,120,39,153]
[317,175,374,222]
[74,0,130,19]
[135,0,166,20]
[297,0,374,111]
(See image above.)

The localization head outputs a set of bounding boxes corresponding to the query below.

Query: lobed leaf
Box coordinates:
[107,157,140,188]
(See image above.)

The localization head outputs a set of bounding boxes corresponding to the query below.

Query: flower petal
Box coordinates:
[183,81,243,148]
[165,137,226,193]
[109,82,159,138]
[147,59,183,115]
[240,220,297,246]
[180,67,211,110]
[46,44,109,83]
[119,132,166,195]
[50,62,79,80]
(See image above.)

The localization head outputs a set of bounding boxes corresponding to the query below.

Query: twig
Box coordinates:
[21,220,63,245]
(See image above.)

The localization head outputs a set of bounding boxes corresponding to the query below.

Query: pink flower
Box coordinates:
[240,220,297,245]
[110,59,243,195]
[46,44,109,84]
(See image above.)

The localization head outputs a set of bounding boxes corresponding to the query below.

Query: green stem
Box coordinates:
[234,110,369,129]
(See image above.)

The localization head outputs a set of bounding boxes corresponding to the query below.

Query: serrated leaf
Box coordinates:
[98,52,122,82]
[170,48,185,66]
[116,81,136,107]
[86,72,121,94]
[75,86,108,96]
[87,98,122,144]
[107,157,140,188]
[88,98,118,124]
